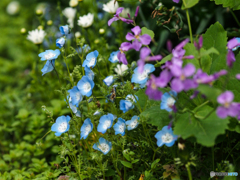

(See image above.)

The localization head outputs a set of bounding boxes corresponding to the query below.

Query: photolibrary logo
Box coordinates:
[210,171,238,177]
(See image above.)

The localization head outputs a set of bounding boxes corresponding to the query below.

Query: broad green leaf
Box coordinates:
[202,22,228,74]
[182,0,199,9]
[210,0,240,10]
[120,161,132,168]
[132,159,139,164]
[200,47,219,57]
[122,151,131,161]
[174,106,229,146]
[135,89,159,110]
[141,106,169,129]
[151,159,160,169]
[197,84,222,102]
[16,109,29,119]
[141,27,155,39]
[183,43,199,68]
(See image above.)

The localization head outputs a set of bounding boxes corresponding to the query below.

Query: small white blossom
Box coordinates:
[75,31,81,38]
[6,1,20,15]
[62,7,76,28]
[27,29,46,44]
[103,0,119,14]
[78,13,94,28]
[121,8,131,18]
[69,0,78,7]
[114,64,128,76]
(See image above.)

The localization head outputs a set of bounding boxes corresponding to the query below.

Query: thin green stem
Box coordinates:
[183,0,193,43]
[212,147,214,171]
[225,141,240,161]
[186,165,193,180]
[230,9,240,28]
[193,100,209,112]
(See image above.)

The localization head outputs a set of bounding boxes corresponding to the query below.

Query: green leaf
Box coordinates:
[120,161,132,168]
[183,43,199,68]
[122,151,131,161]
[131,159,139,164]
[202,22,228,74]
[182,0,199,9]
[155,54,172,67]
[16,109,29,119]
[141,106,169,129]
[200,47,219,57]
[210,0,240,10]
[174,106,229,146]
[141,27,155,39]
[151,159,160,169]
[197,84,222,103]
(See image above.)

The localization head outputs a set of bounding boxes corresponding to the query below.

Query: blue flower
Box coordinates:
[77,44,91,53]
[77,76,95,97]
[131,64,155,86]
[109,51,120,63]
[232,38,240,51]
[97,113,114,134]
[68,86,83,106]
[80,118,93,139]
[103,75,115,86]
[60,25,70,35]
[154,126,178,147]
[85,66,94,80]
[125,116,139,130]
[51,115,71,136]
[113,118,126,136]
[56,37,65,48]
[38,49,61,61]
[93,137,112,155]
[160,91,177,112]
[82,50,99,68]
[120,94,138,113]
[69,101,81,117]
[93,110,101,116]
[41,60,55,76]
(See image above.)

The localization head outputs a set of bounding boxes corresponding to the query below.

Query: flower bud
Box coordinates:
[94,39,100,44]
[75,31,81,38]
[99,28,105,34]
[47,20,53,26]
[36,9,43,16]
[38,25,44,30]
[20,28,26,34]
[69,0,78,7]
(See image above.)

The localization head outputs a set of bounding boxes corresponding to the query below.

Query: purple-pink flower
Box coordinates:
[117,42,133,65]
[137,47,162,73]
[194,36,203,50]
[216,91,240,119]
[145,75,162,100]
[173,0,180,3]
[126,26,152,51]
[108,7,134,26]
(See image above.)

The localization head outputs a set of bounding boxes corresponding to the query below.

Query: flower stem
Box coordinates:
[183,0,193,43]
[186,165,193,180]
[230,9,240,28]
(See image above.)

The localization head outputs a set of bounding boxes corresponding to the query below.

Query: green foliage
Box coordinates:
[210,0,240,10]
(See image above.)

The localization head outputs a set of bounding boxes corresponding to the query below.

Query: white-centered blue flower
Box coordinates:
[77,76,95,97]
[68,97,81,117]
[77,44,91,54]
[103,75,115,86]
[60,25,70,35]
[51,115,71,136]
[41,60,55,76]
[82,50,99,68]
[56,37,66,48]
[85,66,94,80]
[131,64,155,86]
[154,126,178,147]
[160,91,177,112]
[113,118,126,136]
[93,137,112,155]
[68,86,83,106]
[120,94,138,113]
[80,118,93,139]
[97,113,114,134]
[108,51,120,63]
[38,49,61,61]
[125,116,139,130]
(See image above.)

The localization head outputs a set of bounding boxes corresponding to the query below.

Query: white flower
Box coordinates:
[114,64,128,76]
[6,1,20,15]
[27,29,46,44]
[75,31,81,38]
[121,8,131,18]
[103,0,119,14]
[69,0,78,7]
[62,7,76,28]
[78,13,94,28]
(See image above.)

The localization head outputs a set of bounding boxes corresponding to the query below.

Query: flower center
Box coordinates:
[98,143,109,153]
[161,133,173,143]
[119,124,125,133]
[135,35,140,39]
[126,95,135,102]
[167,97,175,108]
[58,122,68,132]
[83,82,91,92]
[130,120,138,128]
[138,70,148,80]
[180,74,185,81]
[103,120,111,129]
[151,82,157,89]
[224,102,230,108]
[44,52,55,60]
[84,124,91,135]
[89,57,96,66]
[76,92,81,101]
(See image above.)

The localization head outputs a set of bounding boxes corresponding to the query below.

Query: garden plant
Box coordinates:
[1,0,240,179]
